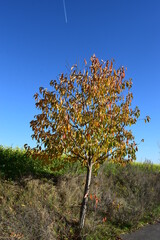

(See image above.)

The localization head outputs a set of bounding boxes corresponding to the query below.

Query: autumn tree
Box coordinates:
[24,54,150,232]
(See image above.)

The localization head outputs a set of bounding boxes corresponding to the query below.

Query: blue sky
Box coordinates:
[0,0,160,163]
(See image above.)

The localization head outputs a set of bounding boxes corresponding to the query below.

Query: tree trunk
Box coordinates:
[79,161,93,231]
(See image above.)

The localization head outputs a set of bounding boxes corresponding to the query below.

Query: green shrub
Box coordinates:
[0,146,46,180]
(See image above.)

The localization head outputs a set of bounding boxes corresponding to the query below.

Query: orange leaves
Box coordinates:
[61,73,64,79]
[39,87,44,93]
[126,139,129,146]
[94,85,97,92]
[89,194,100,209]
[65,113,69,122]
[94,121,99,127]
[33,93,39,100]
[95,196,99,208]
[62,134,66,139]
[10,232,24,239]
[109,61,113,73]
[86,133,91,141]
[121,69,125,79]
[25,54,149,174]
[145,115,151,123]
[72,117,75,123]
[108,102,112,110]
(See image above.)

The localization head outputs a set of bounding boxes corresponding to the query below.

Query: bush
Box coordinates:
[0,146,39,179]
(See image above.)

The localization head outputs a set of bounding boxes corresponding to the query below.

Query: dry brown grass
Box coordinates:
[0,162,160,239]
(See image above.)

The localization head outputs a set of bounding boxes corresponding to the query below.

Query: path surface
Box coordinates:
[120,222,160,240]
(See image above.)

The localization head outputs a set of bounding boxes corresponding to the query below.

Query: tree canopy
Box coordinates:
[25,55,150,169]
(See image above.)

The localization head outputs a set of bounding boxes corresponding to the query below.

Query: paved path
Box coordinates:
[120,222,160,240]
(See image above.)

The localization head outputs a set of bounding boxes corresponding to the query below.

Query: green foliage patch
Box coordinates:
[0,146,85,180]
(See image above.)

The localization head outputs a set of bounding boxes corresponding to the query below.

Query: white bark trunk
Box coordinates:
[79,162,93,230]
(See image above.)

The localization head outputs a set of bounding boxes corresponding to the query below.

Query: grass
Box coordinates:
[0,145,160,239]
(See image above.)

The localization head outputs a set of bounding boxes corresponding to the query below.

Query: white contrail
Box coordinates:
[63,0,67,23]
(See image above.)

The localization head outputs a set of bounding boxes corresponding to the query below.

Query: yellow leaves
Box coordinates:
[78,116,83,124]
[9,207,13,212]
[67,124,71,132]
[56,104,59,110]
[95,162,100,170]
[105,148,108,154]
[82,160,87,167]
[94,86,97,92]
[26,54,148,173]
[60,89,65,95]
[114,69,117,76]
[71,64,77,71]
[94,121,99,127]
[76,131,79,139]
